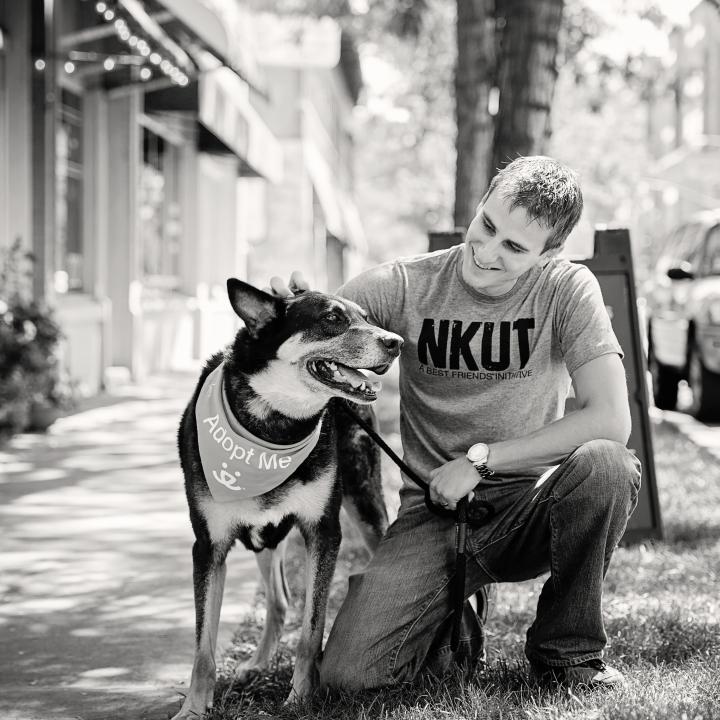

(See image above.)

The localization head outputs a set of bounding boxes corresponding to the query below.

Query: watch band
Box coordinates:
[471,462,496,480]
[466,442,497,481]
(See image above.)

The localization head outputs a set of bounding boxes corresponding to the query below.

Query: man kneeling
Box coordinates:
[272,156,641,690]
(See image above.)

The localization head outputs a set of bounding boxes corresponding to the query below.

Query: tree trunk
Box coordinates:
[491,0,564,176]
[453,0,496,230]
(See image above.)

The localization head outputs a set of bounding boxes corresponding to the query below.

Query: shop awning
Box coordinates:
[153,0,265,93]
[119,0,194,71]
[145,67,283,183]
[198,67,282,183]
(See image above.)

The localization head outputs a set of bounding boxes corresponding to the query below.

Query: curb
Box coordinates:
[650,405,720,462]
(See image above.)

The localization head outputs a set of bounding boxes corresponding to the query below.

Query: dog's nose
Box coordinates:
[381,336,403,355]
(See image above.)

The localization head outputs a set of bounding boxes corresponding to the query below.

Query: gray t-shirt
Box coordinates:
[337,244,623,496]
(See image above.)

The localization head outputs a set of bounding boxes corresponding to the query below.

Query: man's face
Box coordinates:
[461,190,556,296]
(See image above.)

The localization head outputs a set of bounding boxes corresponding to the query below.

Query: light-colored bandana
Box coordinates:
[195,362,322,502]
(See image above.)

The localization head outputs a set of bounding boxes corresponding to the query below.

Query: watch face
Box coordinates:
[467,443,488,464]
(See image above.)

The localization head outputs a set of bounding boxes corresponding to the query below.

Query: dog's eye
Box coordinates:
[324,312,341,323]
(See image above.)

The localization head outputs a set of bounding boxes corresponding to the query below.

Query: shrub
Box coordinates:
[0,238,76,443]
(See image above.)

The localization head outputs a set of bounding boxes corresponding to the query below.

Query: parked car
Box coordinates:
[645,209,720,421]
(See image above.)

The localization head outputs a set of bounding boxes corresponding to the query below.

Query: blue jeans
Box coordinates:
[320,439,642,690]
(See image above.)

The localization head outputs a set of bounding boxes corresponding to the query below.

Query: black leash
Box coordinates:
[337,401,471,652]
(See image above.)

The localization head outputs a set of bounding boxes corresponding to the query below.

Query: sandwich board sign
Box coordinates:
[428,228,663,543]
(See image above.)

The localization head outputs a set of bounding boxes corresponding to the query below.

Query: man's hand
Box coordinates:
[263,271,310,298]
[428,457,478,511]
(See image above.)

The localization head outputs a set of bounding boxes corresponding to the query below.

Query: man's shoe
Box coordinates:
[530,658,625,687]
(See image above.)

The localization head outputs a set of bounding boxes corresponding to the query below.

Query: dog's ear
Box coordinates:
[226,278,284,338]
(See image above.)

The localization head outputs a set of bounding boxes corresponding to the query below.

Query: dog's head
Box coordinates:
[226,279,403,411]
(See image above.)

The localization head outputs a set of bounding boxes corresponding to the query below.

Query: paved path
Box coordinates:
[0,372,260,720]
[652,409,720,461]
[649,380,720,460]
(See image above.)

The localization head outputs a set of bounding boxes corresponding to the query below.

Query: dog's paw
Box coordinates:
[283,679,315,706]
[234,662,262,686]
[172,659,215,720]
[170,699,210,720]
[282,689,305,707]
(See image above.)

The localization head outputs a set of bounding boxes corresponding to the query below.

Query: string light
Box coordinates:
[64,61,75,73]
[88,2,192,87]
[34,59,46,71]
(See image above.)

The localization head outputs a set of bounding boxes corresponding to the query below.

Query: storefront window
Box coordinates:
[140,128,181,288]
[56,89,83,292]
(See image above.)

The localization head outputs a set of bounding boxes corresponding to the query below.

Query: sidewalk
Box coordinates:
[649,381,720,461]
[0,371,260,720]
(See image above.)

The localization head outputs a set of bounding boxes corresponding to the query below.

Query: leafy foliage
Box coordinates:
[557,0,682,112]
[250,1,690,268]
[0,239,76,442]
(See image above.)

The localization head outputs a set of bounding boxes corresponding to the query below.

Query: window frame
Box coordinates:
[139,122,183,290]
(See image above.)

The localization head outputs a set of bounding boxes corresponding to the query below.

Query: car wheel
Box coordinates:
[648,343,679,410]
[688,343,720,422]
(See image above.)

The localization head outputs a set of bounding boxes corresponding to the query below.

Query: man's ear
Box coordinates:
[226,278,285,338]
[542,244,562,260]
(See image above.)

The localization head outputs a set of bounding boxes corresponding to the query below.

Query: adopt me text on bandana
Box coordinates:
[195,362,322,502]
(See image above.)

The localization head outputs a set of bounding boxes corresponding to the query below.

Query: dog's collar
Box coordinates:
[195,362,322,502]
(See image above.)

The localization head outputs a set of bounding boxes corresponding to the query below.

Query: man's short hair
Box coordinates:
[481,156,583,252]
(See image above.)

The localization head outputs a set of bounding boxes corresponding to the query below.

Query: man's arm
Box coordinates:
[428,353,631,509]
[487,353,631,472]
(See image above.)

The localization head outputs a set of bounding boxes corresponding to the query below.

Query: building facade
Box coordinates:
[0,1,364,395]
[639,0,720,263]
[248,13,366,292]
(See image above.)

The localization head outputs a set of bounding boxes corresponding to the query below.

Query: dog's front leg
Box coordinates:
[286,519,341,704]
[235,537,291,683]
[172,540,228,720]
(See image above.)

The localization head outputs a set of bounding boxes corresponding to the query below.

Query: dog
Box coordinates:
[171,279,403,719]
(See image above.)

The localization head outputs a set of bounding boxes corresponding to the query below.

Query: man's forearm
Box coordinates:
[487,405,631,474]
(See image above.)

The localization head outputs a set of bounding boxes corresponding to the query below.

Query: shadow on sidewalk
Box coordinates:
[0,372,259,720]
[0,366,406,719]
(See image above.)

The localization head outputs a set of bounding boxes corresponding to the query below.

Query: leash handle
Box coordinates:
[450,496,469,652]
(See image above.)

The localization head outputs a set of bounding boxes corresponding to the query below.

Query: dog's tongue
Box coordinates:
[330,362,382,392]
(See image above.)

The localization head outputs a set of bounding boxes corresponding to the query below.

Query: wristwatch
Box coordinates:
[466,442,496,481]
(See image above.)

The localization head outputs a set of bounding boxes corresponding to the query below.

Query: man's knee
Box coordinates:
[318,573,390,692]
[319,638,380,692]
[572,439,641,504]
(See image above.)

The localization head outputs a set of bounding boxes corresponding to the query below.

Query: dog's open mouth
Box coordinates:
[307,359,383,400]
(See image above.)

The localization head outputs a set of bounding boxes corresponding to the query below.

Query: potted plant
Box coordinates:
[0,238,76,443]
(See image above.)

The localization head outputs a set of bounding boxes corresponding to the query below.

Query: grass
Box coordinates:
[201,398,720,720]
